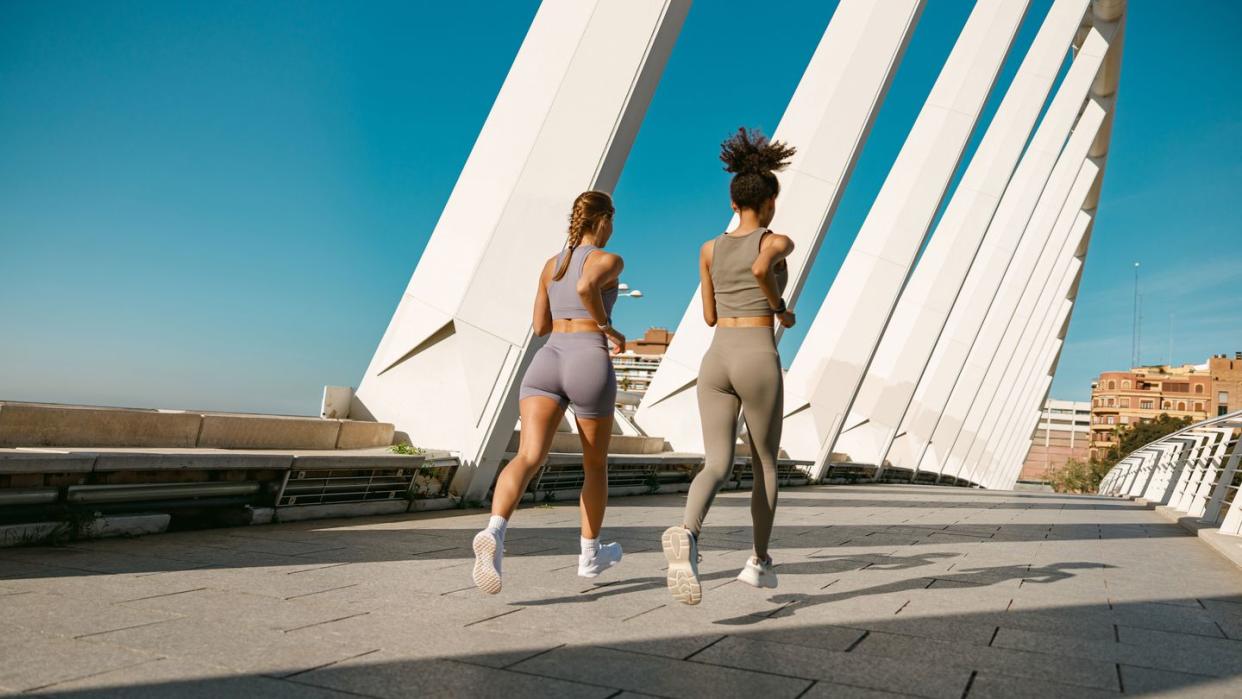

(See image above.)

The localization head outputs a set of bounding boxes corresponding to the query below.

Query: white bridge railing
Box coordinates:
[1100,409,1242,536]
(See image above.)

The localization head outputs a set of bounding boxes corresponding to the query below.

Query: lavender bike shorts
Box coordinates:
[518,332,617,419]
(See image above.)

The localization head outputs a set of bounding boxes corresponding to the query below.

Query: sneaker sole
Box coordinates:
[661,526,701,606]
[472,532,502,595]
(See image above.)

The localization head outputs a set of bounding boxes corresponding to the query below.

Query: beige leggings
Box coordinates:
[684,326,782,559]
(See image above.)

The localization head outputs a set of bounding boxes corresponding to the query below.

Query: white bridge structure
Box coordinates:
[1100,410,1242,535]
[351,0,1128,500]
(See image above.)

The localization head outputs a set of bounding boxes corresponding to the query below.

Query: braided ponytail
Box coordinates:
[553,191,614,281]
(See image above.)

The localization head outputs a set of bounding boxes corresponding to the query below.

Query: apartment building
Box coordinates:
[1020,399,1091,482]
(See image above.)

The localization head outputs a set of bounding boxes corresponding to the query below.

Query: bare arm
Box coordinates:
[699,240,717,327]
[752,232,796,328]
[577,250,626,354]
[531,257,555,337]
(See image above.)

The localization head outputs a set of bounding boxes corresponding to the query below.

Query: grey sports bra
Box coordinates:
[548,244,619,321]
[711,228,788,318]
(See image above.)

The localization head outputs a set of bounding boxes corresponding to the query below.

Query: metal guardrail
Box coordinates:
[1099,409,1242,536]
[275,455,459,507]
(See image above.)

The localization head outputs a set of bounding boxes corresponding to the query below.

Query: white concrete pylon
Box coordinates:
[972,246,1083,488]
[965,292,1069,487]
[984,294,1075,489]
[634,0,924,451]
[771,0,1031,474]
[809,0,1091,475]
[350,0,690,500]
[941,161,1100,483]
[904,94,1108,482]
[992,266,1085,487]
[882,19,1119,477]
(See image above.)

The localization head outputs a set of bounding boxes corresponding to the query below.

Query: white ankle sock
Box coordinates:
[487,515,508,538]
[580,536,599,555]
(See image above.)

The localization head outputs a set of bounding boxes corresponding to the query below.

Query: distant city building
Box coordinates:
[1019,399,1091,482]
[612,327,674,415]
[1087,351,1242,461]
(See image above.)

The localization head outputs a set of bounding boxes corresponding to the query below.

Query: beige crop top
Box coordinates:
[710,228,788,318]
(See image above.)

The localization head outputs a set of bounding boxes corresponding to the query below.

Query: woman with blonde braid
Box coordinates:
[471,191,627,594]
[662,129,797,605]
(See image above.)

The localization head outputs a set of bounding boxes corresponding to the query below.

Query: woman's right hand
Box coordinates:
[776,310,796,328]
[605,327,626,355]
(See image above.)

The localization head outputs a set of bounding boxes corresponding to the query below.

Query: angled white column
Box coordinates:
[991,268,1085,487]
[967,292,1069,487]
[906,94,1107,481]
[884,19,1119,476]
[974,251,1081,488]
[942,163,1099,483]
[978,330,1060,487]
[634,0,924,451]
[777,1,1033,476]
[822,0,1090,471]
[351,0,690,500]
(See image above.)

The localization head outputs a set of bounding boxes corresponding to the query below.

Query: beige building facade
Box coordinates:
[1088,352,1242,460]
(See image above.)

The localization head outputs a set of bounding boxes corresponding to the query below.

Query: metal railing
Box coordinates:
[1099,409,1242,535]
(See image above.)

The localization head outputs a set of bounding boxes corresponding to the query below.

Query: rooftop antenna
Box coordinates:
[1131,261,1140,368]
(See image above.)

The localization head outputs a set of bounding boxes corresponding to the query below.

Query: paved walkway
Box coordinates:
[2,485,1242,697]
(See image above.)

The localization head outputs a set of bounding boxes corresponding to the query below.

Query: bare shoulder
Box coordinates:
[586,249,623,273]
[540,255,557,280]
[700,238,716,259]
[761,231,794,253]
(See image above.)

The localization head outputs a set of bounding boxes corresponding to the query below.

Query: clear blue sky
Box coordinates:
[2,1,1239,415]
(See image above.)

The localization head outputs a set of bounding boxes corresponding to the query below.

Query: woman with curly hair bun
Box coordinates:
[471,191,627,594]
[662,128,797,605]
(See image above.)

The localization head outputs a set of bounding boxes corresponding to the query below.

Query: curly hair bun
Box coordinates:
[719,127,796,176]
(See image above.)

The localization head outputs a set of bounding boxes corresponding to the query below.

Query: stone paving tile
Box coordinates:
[1,591,183,638]
[852,629,1119,691]
[798,683,913,698]
[992,625,1242,678]
[77,617,377,678]
[0,632,159,693]
[1118,665,1242,697]
[294,650,616,698]
[691,634,971,698]
[512,643,811,697]
[24,657,360,698]
[966,672,1120,698]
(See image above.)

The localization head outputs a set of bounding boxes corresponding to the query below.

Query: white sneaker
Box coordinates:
[737,555,778,589]
[578,542,623,578]
[661,526,702,605]
[472,529,503,594]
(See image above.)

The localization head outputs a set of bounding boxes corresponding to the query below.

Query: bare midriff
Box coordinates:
[552,318,606,334]
[717,315,773,328]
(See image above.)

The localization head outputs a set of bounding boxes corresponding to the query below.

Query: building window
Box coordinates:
[1120,397,1130,408]
[1219,391,1229,404]
[1122,380,1131,389]
[1222,405,1230,416]
[1195,402,1204,412]
[1178,401,1187,411]
[1107,398,1115,407]
[1108,380,1116,390]
[1141,400,1154,410]
[1195,384,1205,394]
[1106,416,1115,425]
